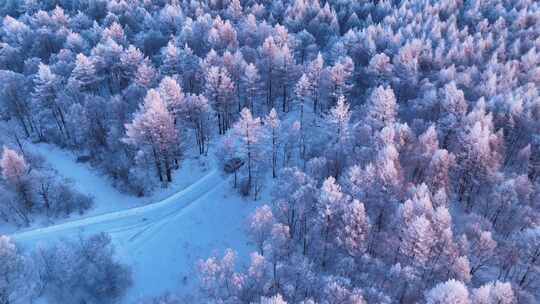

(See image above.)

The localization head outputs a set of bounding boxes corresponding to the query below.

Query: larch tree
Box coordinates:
[223,50,246,112]
[471,281,515,304]
[294,73,312,140]
[326,95,352,177]
[259,294,287,304]
[438,82,468,149]
[275,44,295,113]
[306,53,325,114]
[198,249,245,302]
[161,40,182,76]
[337,199,370,257]
[227,0,243,22]
[0,71,34,137]
[242,63,261,113]
[0,146,27,186]
[120,45,145,87]
[425,279,470,304]
[32,63,69,140]
[317,176,348,269]
[232,108,265,195]
[328,56,354,107]
[1,147,32,225]
[0,236,34,304]
[185,93,211,155]
[177,44,201,93]
[365,85,398,132]
[272,167,318,252]
[158,76,186,124]
[123,89,180,183]
[264,108,281,178]
[205,66,235,134]
[456,100,503,210]
[135,61,158,90]
[261,36,278,108]
[69,53,98,92]
[513,228,540,289]
[249,205,274,255]
[400,214,435,266]
[295,30,316,65]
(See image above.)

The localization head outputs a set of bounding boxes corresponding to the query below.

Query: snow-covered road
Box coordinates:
[9,143,257,302]
[10,169,222,243]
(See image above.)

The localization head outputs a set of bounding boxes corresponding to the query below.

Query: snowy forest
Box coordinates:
[0,0,539,303]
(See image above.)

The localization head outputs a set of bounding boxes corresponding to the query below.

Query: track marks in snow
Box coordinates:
[10,169,222,243]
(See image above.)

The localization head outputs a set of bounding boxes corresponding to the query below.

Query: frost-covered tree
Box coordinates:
[135,61,158,90]
[338,199,370,257]
[260,36,278,108]
[328,57,354,106]
[471,281,515,304]
[249,205,274,255]
[0,235,35,303]
[242,63,261,113]
[32,63,69,140]
[306,53,325,114]
[456,100,503,210]
[230,108,265,196]
[223,50,246,111]
[259,294,287,304]
[184,93,211,155]
[124,89,180,183]
[2,1,540,302]
[158,76,185,123]
[294,74,312,165]
[425,279,470,304]
[0,71,33,137]
[69,53,98,92]
[161,41,182,76]
[1,146,27,186]
[326,95,352,177]
[401,214,435,266]
[365,86,398,132]
[275,44,296,113]
[205,66,235,134]
[511,228,540,290]
[264,109,281,178]
[120,45,145,86]
[34,233,132,303]
[1,147,32,224]
[198,249,245,302]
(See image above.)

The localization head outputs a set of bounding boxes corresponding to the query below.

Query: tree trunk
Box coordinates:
[152,147,163,182]
[164,155,172,183]
[272,129,277,178]
[267,66,273,108]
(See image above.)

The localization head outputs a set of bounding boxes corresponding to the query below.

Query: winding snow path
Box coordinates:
[10,169,222,243]
[10,143,257,302]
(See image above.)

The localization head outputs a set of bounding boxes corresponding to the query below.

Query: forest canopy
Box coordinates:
[0,0,539,303]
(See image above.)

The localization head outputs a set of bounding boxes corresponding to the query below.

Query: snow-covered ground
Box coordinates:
[29,143,143,214]
[0,141,210,234]
[8,142,259,302]
[28,142,212,213]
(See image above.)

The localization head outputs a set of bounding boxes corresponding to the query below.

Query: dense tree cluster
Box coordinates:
[0,0,539,303]
[0,146,93,226]
[0,233,131,304]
